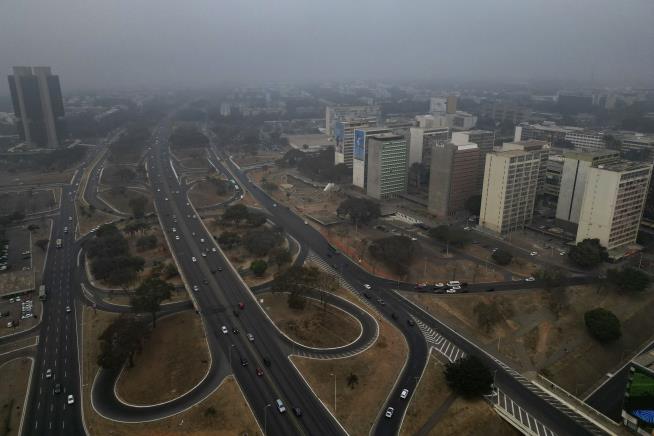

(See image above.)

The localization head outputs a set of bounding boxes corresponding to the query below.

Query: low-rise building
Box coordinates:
[621,350,654,435]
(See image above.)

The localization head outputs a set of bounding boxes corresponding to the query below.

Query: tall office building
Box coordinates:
[576,161,652,254]
[451,130,494,191]
[325,105,381,138]
[479,148,542,235]
[8,66,66,148]
[334,118,379,168]
[555,150,620,223]
[408,126,449,166]
[502,140,550,194]
[366,133,408,200]
[428,142,480,217]
[352,127,391,189]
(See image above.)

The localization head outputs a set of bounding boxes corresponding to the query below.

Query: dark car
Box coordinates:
[391,313,398,320]
[240,357,248,367]
[218,267,223,272]
[203,279,209,285]
[232,327,239,334]
[407,319,415,326]
[460,282,468,287]
[363,292,371,299]
[54,383,62,394]
[486,288,495,292]
[292,407,302,417]
[263,357,271,367]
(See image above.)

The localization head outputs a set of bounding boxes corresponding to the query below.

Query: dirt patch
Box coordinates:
[260,292,361,348]
[0,270,34,295]
[0,357,32,436]
[428,398,519,436]
[97,188,153,216]
[188,179,233,208]
[232,150,283,168]
[76,202,117,236]
[172,148,210,171]
[0,169,76,188]
[0,189,57,215]
[400,355,451,436]
[290,305,406,436]
[403,285,654,396]
[82,308,257,435]
[115,311,210,405]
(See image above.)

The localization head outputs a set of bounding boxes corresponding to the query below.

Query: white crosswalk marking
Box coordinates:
[414,319,465,363]
[488,387,557,436]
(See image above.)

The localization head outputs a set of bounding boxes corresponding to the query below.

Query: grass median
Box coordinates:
[0,357,32,436]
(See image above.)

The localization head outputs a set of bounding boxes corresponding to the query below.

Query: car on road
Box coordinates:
[363,292,371,299]
[192,257,197,262]
[273,203,277,207]
[391,312,398,320]
[292,407,302,417]
[400,388,409,399]
[363,284,371,290]
[530,251,538,256]
[200,238,205,243]
[67,394,74,405]
[232,327,239,334]
[433,283,444,289]
[192,285,199,292]
[221,326,228,334]
[46,369,52,378]
[65,306,71,313]
[201,252,206,257]
[256,367,264,376]
[486,288,495,292]
[385,407,394,418]
[247,333,254,342]
[218,267,223,272]
[175,235,180,240]
[276,399,286,413]
[559,251,567,256]
[263,357,271,367]
[240,357,248,367]
[446,288,457,294]
[211,247,217,253]
[377,298,386,306]
[525,277,536,282]
[407,319,415,326]
[68,216,72,221]
[202,279,209,285]
[54,383,62,394]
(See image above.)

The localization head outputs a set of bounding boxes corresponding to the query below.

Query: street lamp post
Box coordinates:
[264,403,272,435]
[229,344,235,368]
[330,373,336,413]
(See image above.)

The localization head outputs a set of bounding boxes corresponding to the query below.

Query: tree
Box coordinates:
[368,235,415,276]
[607,267,650,292]
[346,373,359,389]
[35,239,49,252]
[246,212,267,227]
[222,204,249,224]
[465,195,482,216]
[336,197,381,225]
[130,277,173,327]
[135,234,157,251]
[269,247,292,267]
[444,355,493,398]
[217,231,241,249]
[250,259,268,277]
[584,308,622,343]
[473,302,504,333]
[428,225,470,247]
[97,315,147,369]
[128,196,148,219]
[491,249,513,266]
[243,228,283,256]
[163,263,178,278]
[27,224,40,231]
[568,239,608,268]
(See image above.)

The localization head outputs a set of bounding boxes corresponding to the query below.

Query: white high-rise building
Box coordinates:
[408,126,449,166]
[576,161,652,255]
[366,133,408,200]
[352,127,391,189]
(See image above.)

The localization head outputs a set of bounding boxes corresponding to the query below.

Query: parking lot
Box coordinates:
[0,227,32,274]
[0,291,40,334]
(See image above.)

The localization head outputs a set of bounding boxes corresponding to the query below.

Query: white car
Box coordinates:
[400,388,409,399]
[68,216,72,221]
[559,251,567,256]
[192,257,197,263]
[67,394,74,405]
[363,284,371,290]
[201,252,207,257]
[211,247,217,252]
[164,197,169,201]
[530,251,538,256]
[192,285,199,292]
[175,235,180,240]
[247,333,254,342]
[221,325,228,334]
[525,277,536,282]
[385,407,394,418]
[46,369,52,378]
[446,288,457,294]
[200,238,205,243]
[65,306,71,313]
[434,283,444,288]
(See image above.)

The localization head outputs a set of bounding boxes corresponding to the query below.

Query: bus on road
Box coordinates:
[39,285,46,301]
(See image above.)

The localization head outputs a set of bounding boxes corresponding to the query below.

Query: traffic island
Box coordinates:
[82,307,254,435]
[0,357,32,436]
[290,310,407,436]
[259,292,362,348]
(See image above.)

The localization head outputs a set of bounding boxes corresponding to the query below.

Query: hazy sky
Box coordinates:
[1,0,653,93]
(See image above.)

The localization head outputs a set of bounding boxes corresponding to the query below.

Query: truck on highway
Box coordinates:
[55,238,63,248]
[39,284,46,301]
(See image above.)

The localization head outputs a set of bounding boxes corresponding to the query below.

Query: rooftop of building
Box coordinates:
[369,133,405,141]
[595,160,653,173]
[633,349,654,372]
[563,149,620,161]
[286,134,334,150]
[492,149,535,158]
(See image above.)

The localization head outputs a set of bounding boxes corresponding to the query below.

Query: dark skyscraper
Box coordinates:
[8,66,66,148]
